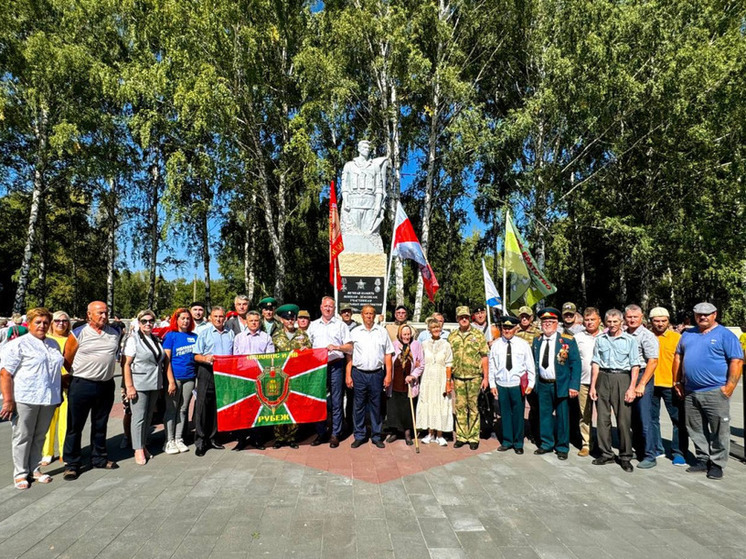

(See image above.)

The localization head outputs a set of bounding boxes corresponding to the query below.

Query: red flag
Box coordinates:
[329,181,344,289]
[392,202,439,301]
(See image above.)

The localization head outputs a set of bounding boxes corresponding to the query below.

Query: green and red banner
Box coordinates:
[214,349,328,431]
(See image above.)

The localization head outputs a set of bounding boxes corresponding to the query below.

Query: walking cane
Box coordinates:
[408,383,420,454]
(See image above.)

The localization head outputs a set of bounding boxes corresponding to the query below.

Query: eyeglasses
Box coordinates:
[53,319,69,324]
[140,318,155,324]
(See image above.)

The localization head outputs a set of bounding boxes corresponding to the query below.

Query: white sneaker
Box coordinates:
[421,434,432,444]
[436,437,447,447]
[164,440,179,455]
[175,439,189,453]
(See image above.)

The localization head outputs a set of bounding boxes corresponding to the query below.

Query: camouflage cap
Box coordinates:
[562,302,577,314]
[517,305,533,317]
[456,306,471,318]
[297,310,311,319]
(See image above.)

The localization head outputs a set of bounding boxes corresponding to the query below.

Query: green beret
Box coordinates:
[258,297,278,309]
[275,304,299,320]
[499,315,520,328]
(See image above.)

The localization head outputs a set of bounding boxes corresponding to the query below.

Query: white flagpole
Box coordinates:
[334,259,339,315]
[503,210,509,313]
[382,207,398,324]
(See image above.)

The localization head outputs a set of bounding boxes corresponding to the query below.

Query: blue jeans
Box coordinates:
[632,377,655,460]
[352,367,384,442]
[650,386,687,459]
[316,359,346,438]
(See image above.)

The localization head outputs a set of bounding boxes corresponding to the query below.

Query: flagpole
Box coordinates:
[503,210,509,313]
[334,259,339,315]
[382,211,397,325]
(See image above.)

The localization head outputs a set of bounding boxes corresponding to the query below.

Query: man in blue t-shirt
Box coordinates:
[673,302,744,479]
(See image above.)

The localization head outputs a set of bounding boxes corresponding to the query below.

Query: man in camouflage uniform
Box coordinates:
[450,306,490,450]
[271,304,312,449]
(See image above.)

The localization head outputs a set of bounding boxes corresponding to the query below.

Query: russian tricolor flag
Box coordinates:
[392,202,440,302]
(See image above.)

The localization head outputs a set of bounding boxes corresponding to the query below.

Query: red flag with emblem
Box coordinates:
[329,181,344,289]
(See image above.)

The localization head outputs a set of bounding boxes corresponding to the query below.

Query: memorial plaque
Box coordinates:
[338,275,385,314]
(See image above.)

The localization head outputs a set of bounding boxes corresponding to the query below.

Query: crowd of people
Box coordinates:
[0,295,743,490]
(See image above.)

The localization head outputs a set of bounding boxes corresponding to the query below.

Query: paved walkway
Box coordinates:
[1,386,746,559]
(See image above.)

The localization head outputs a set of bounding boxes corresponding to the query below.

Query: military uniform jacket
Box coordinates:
[531,333,581,397]
[272,329,312,352]
[515,325,540,344]
[449,327,489,379]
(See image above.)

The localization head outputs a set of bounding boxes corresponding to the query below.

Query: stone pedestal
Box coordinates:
[338,252,387,314]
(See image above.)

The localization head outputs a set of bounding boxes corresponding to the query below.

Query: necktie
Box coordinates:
[506,340,513,371]
[541,338,550,369]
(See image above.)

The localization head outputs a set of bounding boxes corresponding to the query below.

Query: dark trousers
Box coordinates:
[651,386,688,458]
[316,359,346,438]
[525,390,541,444]
[632,376,655,460]
[537,380,569,452]
[352,367,384,442]
[63,377,116,470]
[194,363,217,449]
[498,385,525,449]
[596,371,633,460]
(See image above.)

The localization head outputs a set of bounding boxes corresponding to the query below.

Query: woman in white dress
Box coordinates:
[416,318,453,446]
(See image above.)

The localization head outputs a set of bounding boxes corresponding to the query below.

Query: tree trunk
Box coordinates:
[37,199,47,307]
[106,178,118,315]
[147,160,160,310]
[200,208,212,308]
[14,106,48,314]
[245,201,257,301]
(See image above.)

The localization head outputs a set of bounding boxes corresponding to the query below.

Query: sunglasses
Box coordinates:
[53,319,69,323]
[140,318,155,324]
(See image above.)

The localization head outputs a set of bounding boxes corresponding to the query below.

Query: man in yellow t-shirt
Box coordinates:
[649,307,687,466]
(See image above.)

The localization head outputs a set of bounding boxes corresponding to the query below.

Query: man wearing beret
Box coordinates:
[259,297,282,337]
[450,306,490,450]
[270,304,311,449]
[673,302,743,479]
[489,316,535,454]
[471,305,493,343]
[532,307,581,460]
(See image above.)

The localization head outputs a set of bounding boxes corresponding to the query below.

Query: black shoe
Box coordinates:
[373,440,385,449]
[310,436,325,447]
[351,439,365,448]
[707,464,723,479]
[514,448,524,455]
[557,452,568,460]
[592,456,615,465]
[195,447,206,457]
[253,441,266,451]
[453,441,465,448]
[386,433,398,443]
[534,448,551,455]
[233,438,249,451]
[289,442,299,449]
[687,462,708,473]
[210,441,225,450]
[405,438,413,446]
[273,441,283,449]
[497,445,512,452]
[620,460,634,472]
[329,436,340,449]
[469,442,479,450]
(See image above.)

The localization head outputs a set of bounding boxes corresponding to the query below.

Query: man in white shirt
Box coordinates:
[346,305,393,448]
[489,316,535,454]
[62,301,121,479]
[308,296,353,448]
[573,307,602,456]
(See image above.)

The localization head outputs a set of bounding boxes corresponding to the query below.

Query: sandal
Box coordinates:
[14,476,29,490]
[134,450,147,465]
[32,470,53,484]
[40,456,53,466]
